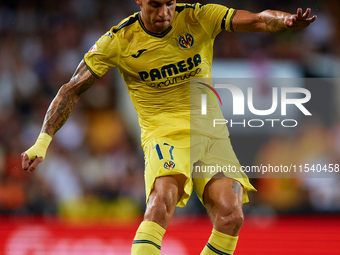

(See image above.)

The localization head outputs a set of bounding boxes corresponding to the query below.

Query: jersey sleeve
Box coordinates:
[84,30,120,78]
[194,3,236,38]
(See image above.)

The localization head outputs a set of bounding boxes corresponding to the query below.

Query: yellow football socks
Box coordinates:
[131,221,165,255]
[200,228,239,255]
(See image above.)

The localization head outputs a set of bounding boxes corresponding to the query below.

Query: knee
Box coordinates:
[143,188,178,228]
[212,205,244,235]
[146,192,176,216]
[143,175,186,228]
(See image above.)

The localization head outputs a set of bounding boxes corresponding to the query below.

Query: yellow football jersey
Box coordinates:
[84,3,236,147]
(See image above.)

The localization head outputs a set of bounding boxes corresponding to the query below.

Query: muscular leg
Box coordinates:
[201,173,244,254]
[204,174,244,235]
[144,174,187,228]
[131,174,187,255]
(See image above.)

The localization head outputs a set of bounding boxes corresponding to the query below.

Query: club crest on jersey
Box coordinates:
[178,33,194,49]
[164,161,175,170]
[89,44,97,52]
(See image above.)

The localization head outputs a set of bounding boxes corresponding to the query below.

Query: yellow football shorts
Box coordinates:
[143,134,256,207]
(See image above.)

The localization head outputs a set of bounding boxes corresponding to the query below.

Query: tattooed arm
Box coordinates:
[232,8,316,33]
[41,60,97,136]
[21,60,97,172]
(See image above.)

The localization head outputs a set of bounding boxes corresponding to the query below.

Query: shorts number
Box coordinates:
[153,143,174,160]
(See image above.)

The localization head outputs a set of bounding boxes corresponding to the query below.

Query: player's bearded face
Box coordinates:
[137,0,176,34]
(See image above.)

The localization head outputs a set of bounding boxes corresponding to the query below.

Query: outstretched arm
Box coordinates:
[21,60,98,172]
[41,60,96,136]
[232,8,317,33]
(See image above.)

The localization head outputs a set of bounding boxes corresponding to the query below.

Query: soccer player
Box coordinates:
[21,1,316,254]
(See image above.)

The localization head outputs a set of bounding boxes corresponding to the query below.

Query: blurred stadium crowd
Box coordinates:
[0,0,340,220]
